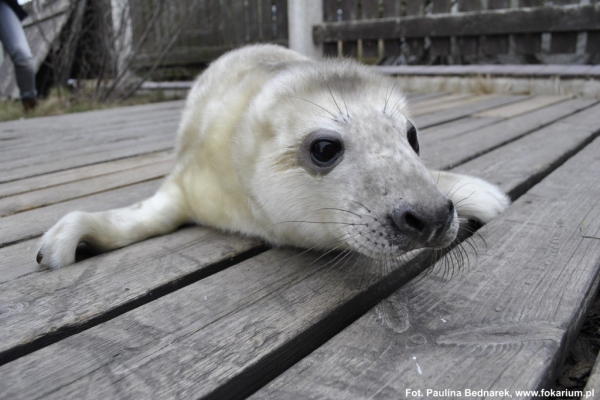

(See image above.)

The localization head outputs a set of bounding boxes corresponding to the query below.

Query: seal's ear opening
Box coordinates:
[407,121,419,156]
[299,129,345,175]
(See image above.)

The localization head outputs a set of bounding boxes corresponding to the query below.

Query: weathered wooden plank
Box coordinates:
[0,136,174,184]
[312,5,600,42]
[409,93,474,113]
[361,1,379,19]
[0,226,264,365]
[0,101,183,142]
[0,180,161,248]
[0,246,431,399]
[473,95,569,118]
[432,0,450,14]
[412,94,481,116]
[0,151,173,199]
[405,0,424,15]
[416,95,529,129]
[3,98,598,400]
[0,238,52,284]
[273,0,288,40]
[452,101,600,197]
[0,112,178,163]
[421,98,598,170]
[381,0,402,17]
[487,0,509,9]
[0,111,180,159]
[406,92,449,103]
[419,115,502,141]
[253,136,600,399]
[0,160,173,217]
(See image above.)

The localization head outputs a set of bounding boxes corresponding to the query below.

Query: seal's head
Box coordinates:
[236,59,458,260]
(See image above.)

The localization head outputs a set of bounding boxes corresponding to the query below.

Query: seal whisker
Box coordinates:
[308,63,345,119]
[284,95,337,120]
[313,207,378,220]
[273,220,367,226]
[350,200,372,214]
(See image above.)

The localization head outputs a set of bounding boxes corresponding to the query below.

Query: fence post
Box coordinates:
[287,0,323,59]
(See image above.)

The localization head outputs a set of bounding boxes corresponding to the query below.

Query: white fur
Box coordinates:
[38,45,509,268]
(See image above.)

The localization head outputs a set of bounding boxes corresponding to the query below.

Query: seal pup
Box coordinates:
[37,44,509,269]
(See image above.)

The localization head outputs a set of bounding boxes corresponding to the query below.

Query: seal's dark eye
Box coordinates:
[407,121,419,155]
[310,139,343,167]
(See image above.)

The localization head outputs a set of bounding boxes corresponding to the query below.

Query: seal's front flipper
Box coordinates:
[37,181,190,269]
[431,170,510,224]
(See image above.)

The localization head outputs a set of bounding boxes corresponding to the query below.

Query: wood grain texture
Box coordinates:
[313,5,600,42]
[252,135,600,400]
[452,102,600,197]
[1,96,596,400]
[420,98,598,169]
[0,226,263,364]
[0,159,173,217]
[0,179,161,247]
[0,248,430,399]
[0,150,173,199]
[415,95,529,129]
[472,95,569,118]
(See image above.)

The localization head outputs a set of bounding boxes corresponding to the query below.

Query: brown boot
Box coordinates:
[22,97,37,112]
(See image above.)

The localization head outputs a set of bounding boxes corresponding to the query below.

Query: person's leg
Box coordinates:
[0,1,37,104]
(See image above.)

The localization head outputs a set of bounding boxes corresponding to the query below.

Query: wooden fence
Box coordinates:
[317,0,600,65]
[130,0,288,69]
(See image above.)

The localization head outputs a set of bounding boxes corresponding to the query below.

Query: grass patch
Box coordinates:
[0,88,186,122]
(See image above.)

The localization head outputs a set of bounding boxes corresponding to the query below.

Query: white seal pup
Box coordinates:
[37,44,509,269]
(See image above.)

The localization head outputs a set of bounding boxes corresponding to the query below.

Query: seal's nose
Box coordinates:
[390,199,454,247]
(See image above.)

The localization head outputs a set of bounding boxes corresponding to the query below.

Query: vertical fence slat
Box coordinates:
[362,1,379,19]
[323,0,339,22]
[432,0,451,14]
[246,0,260,42]
[274,0,288,40]
[405,0,424,15]
[382,0,402,17]
[340,0,358,20]
[487,0,509,9]
[458,0,481,11]
[260,0,274,41]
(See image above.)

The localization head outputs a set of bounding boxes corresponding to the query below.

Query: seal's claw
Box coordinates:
[36,250,43,264]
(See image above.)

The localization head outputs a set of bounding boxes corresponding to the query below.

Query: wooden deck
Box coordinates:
[1,93,600,399]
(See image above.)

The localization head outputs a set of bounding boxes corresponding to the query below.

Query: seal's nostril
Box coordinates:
[404,212,425,232]
[391,205,427,235]
[447,199,454,214]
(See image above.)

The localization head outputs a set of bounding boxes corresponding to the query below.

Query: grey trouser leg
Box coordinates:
[0,1,37,99]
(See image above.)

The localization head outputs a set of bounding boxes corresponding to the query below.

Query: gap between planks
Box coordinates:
[2,100,600,398]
